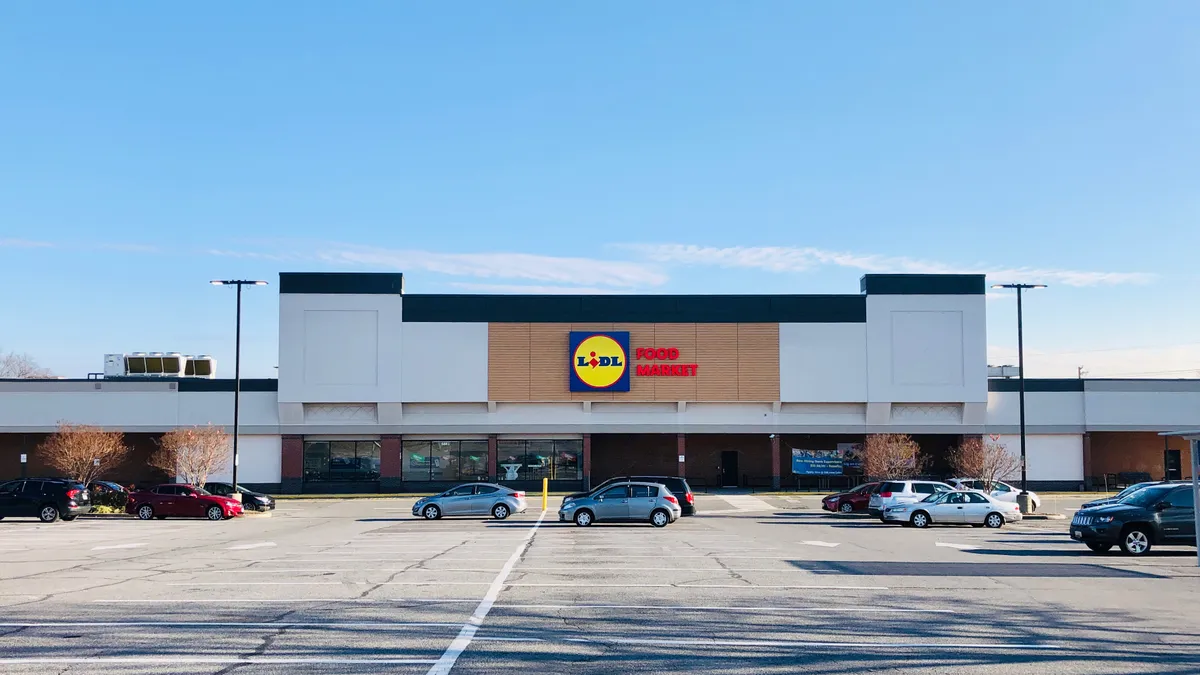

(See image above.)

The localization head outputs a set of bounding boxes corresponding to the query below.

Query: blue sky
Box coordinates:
[2,3,1198,379]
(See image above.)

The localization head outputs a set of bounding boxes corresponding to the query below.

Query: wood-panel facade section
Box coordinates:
[489,323,780,402]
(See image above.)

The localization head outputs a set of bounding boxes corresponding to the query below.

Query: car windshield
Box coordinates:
[921,493,945,503]
[1116,482,1153,499]
[1119,486,1172,507]
[191,488,212,496]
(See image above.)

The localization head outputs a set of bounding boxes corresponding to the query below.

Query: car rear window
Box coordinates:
[880,482,906,493]
[913,483,938,494]
[632,477,688,494]
[476,486,499,495]
[630,485,654,498]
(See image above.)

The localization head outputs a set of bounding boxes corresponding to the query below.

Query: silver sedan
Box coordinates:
[412,483,527,520]
[883,489,1022,528]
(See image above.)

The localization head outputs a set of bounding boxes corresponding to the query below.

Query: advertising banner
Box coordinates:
[838,442,864,471]
[791,448,843,476]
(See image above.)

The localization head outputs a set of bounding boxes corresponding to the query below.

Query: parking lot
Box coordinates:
[2,495,1200,674]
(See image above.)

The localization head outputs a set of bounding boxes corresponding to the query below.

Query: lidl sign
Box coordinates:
[569,332,630,392]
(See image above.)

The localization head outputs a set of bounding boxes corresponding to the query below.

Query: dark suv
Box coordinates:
[1071,483,1196,556]
[564,476,696,516]
[0,479,93,523]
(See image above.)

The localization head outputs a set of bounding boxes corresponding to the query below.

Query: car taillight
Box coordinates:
[664,494,678,505]
[685,492,694,504]
[880,492,892,498]
[512,492,525,499]
[66,489,80,499]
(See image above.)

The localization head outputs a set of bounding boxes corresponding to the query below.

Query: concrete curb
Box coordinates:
[1022,513,1067,520]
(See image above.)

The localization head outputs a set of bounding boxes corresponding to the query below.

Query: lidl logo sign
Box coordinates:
[569,332,630,392]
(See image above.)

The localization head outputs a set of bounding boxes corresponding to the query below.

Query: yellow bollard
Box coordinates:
[542,477,548,511]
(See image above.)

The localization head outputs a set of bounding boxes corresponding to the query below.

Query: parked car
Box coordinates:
[947,478,1041,512]
[87,480,129,509]
[822,482,881,513]
[412,483,527,520]
[868,480,954,519]
[564,476,696,516]
[1070,483,1196,556]
[558,481,681,527]
[204,482,276,511]
[883,489,1022,528]
[0,478,92,523]
[1080,481,1180,510]
[127,484,244,521]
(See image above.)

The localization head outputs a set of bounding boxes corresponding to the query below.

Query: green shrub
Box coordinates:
[89,505,124,514]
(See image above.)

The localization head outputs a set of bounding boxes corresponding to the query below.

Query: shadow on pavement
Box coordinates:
[787,559,1162,578]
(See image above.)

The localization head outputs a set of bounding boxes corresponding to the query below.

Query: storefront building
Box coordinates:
[1,272,1197,493]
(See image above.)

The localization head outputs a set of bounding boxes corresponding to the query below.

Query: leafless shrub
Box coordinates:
[863,433,928,480]
[148,425,231,487]
[39,423,130,485]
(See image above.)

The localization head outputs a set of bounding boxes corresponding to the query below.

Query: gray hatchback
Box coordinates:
[412,483,527,520]
[558,481,681,527]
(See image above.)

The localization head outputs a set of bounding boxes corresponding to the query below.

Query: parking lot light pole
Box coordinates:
[210,280,267,499]
[992,283,1047,514]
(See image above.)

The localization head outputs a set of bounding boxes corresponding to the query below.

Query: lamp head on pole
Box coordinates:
[991,283,1048,290]
[210,280,268,287]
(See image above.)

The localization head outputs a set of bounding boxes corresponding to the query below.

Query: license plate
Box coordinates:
[1071,531,1082,540]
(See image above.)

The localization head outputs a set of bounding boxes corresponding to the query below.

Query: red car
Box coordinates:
[822,482,881,513]
[127,484,244,521]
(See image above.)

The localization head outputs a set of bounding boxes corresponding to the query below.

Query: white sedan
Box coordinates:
[947,478,1041,512]
[883,490,1022,529]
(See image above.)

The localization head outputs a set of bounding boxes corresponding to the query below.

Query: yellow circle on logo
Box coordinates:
[572,335,627,389]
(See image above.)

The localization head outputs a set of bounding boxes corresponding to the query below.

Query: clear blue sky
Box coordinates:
[2,3,1198,378]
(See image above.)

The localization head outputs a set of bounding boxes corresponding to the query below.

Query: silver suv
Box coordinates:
[868,480,954,520]
[559,481,681,527]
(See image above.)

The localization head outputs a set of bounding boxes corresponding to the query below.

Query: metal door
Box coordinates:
[1166,450,1183,481]
[593,485,631,521]
[721,452,739,487]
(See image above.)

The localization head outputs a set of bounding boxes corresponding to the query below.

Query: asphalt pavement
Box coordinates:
[1,495,1199,674]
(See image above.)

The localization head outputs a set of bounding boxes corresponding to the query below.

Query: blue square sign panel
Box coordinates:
[569,331,631,392]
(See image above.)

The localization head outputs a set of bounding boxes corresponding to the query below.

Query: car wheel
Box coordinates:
[61,515,77,522]
[206,506,224,521]
[136,505,154,520]
[492,504,510,520]
[911,511,930,529]
[574,510,594,527]
[839,502,855,513]
[1086,542,1113,553]
[1120,527,1152,556]
[984,512,1005,529]
[650,509,670,528]
[423,504,441,520]
[39,505,60,523]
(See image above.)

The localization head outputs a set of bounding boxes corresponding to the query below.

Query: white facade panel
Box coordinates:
[204,435,281,484]
[987,391,1086,428]
[278,293,403,404]
[401,322,488,402]
[177,392,279,427]
[0,391,179,429]
[1083,391,1200,429]
[866,294,987,404]
[779,323,867,403]
[995,434,1084,482]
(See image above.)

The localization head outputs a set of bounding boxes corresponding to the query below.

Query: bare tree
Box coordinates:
[148,425,231,487]
[0,350,53,378]
[39,423,131,485]
[948,436,1021,491]
[863,433,928,480]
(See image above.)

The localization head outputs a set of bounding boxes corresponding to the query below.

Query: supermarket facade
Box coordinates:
[1,272,1197,493]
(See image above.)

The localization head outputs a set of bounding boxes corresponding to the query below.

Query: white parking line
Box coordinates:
[90,543,146,551]
[227,542,276,551]
[0,621,460,629]
[801,541,840,548]
[935,542,981,551]
[94,598,482,604]
[562,636,1063,651]
[0,657,438,665]
[426,510,547,675]
[493,604,952,613]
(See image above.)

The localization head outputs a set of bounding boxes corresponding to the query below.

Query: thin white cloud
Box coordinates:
[987,343,1200,379]
[446,282,627,294]
[623,244,1155,288]
[0,238,54,248]
[317,244,667,289]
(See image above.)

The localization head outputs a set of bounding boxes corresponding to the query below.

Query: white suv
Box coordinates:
[946,478,1041,512]
[868,480,954,520]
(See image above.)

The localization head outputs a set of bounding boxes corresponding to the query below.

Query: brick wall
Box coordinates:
[1090,432,1194,480]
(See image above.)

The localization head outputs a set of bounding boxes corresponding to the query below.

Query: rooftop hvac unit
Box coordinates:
[987,365,1021,379]
[103,353,217,378]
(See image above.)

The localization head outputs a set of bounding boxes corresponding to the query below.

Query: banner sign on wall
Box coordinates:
[569,332,631,392]
[838,442,863,470]
[791,448,843,476]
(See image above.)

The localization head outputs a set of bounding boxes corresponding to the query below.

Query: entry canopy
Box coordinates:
[1162,430,1200,440]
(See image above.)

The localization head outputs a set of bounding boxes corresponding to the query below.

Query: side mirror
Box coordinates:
[1155,502,1170,512]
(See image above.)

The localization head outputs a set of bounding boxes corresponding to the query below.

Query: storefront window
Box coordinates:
[431,441,458,481]
[403,441,431,481]
[497,439,582,481]
[403,440,490,482]
[460,441,488,481]
[303,440,381,482]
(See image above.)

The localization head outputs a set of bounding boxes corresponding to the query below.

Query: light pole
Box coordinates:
[210,280,267,499]
[992,282,1047,514]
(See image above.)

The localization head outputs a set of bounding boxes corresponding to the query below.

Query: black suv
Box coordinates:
[564,476,696,516]
[0,479,93,523]
[204,482,276,511]
[1071,483,1196,556]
